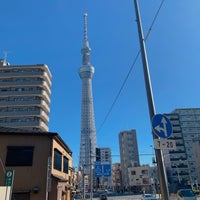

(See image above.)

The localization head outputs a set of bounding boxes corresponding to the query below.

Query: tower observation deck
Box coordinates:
[78,13,97,174]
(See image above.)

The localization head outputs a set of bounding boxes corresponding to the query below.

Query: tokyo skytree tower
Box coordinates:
[78,13,97,174]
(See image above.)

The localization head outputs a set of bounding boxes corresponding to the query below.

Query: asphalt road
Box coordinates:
[90,194,200,200]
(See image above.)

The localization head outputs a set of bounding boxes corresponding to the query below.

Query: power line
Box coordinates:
[97,50,141,133]
[97,0,165,134]
[112,153,154,157]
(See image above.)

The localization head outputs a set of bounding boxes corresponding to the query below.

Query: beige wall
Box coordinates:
[128,165,151,186]
[51,139,73,200]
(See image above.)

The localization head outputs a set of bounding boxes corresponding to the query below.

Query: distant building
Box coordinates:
[0,59,52,131]
[192,136,200,186]
[96,147,112,189]
[119,129,140,191]
[96,147,112,164]
[0,127,73,200]
[112,163,122,192]
[166,108,200,191]
[128,165,153,193]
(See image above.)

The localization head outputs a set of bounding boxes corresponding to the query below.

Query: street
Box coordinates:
[92,194,157,200]
[90,194,200,200]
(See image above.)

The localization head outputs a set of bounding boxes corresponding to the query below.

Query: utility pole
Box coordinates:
[90,139,93,200]
[133,0,169,199]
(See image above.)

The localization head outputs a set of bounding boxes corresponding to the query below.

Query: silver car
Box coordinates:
[141,193,157,200]
[177,189,197,200]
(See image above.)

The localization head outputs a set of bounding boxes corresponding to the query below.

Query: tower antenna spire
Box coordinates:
[84,13,88,41]
[83,13,89,48]
[81,13,91,65]
[79,12,96,200]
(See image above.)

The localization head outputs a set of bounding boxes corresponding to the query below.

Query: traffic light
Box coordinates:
[96,148,101,161]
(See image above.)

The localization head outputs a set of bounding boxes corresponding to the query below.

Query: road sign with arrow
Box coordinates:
[152,114,173,138]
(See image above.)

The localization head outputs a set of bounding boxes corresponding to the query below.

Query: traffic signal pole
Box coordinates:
[133,0,169,199]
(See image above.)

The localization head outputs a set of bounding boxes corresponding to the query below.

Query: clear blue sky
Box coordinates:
[1,0,200,167]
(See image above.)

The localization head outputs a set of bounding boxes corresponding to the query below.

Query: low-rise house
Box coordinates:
[0,127,73,200]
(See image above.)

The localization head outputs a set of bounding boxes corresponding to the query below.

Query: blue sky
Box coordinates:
[1,0,200,167]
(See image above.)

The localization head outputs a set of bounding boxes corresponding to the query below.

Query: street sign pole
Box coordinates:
[133,1,169,199]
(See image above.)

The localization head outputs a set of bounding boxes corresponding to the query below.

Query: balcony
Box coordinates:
[170,157,187,161]
[171,136,183,139]
[176,143,184,146]
[0,119,48,131]
[0,70,45,78]
[172,164,188,168]
[170,149,185,154]
[0,99,49,111]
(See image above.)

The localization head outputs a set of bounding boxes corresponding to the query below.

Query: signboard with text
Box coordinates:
[94,162,111,177]
[94,162,103,177]
[4,170,15,187]
[102,164,111,177]
[154,139,176,149]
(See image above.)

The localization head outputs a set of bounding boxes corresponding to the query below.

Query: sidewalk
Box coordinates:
[156,193,200,200]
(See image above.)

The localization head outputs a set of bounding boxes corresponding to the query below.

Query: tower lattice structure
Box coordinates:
[78,13,97,174]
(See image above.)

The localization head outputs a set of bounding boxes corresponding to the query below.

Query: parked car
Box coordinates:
[141,193,157,200]
[177,189,197,200]
[105,189,114,196]
[100,194,108,200]
[74,193,82,199]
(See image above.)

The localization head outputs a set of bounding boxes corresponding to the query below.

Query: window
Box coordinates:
[12,192,30,200]
[6,146,34,166]
[131,170,136,175]
[54,149,62,171]
[63,156,69,174]
[143,178,149,184]
[141,169,148,175]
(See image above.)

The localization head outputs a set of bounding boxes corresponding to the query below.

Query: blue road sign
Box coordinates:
[152,114,173,138]
[94,163,103,177]
[103,164,111,177]
[94,162,111,177]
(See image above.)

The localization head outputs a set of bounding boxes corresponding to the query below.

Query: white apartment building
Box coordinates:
[128,165,154,193]
[193,136,200,186]
[0,59,52,131]
[166,108,200,191]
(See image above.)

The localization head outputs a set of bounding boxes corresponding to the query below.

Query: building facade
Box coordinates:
[0,59,52,132]
[119,129,140,191]
[166,108,200,191]
[112,163,122,192]
[96,148,112,189]
[78,13,97,174]
[192,136,200,185]
[128,165,153,193]
[0,128,73,200]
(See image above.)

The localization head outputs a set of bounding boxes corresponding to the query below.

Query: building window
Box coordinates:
[12,192,30,200]
[63,156,69,174]
[6,146,34,166]
[143,178,149,184]
[54,149,62,171]
[131,170,136,175]
[141,169,148,175]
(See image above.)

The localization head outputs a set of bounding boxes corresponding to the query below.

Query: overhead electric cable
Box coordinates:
[97,0,165,134]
